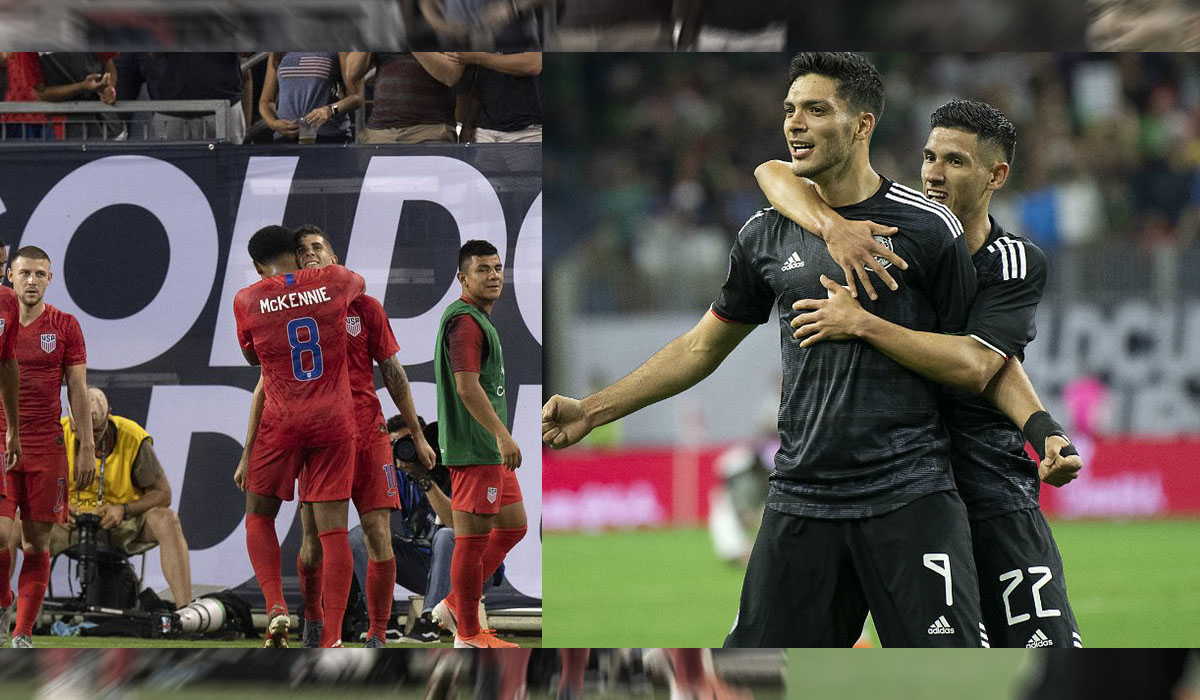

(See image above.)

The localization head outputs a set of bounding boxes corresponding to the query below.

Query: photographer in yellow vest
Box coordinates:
[51,387,193,609]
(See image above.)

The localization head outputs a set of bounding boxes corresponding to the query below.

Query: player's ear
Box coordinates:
[854,111,876,143]
[987,161,1010,191]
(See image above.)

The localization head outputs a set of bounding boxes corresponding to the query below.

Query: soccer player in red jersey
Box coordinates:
[232,225,365,647]
[432,240,527,649]
[0,241,23,644]
[236,226,436,647]
[0,246,94,648]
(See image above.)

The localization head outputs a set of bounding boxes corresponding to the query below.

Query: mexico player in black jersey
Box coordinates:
[544,52,989,647]
[759,100,1083,648]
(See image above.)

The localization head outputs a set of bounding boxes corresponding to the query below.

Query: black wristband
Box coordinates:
[1023,410,1068,460]
[417,476,434,493]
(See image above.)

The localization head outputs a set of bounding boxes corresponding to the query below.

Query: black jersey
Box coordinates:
[712,177,977,519]
[942,219,1048,520]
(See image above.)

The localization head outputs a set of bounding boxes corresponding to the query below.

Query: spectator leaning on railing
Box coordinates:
[361,53,462,144]
[121,52,252,144]
[259,52,368,144]
[452,52,541,144]
[1,52,51,140]
[34,52,122,140]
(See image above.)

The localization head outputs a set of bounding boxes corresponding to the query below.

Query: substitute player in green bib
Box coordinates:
[432,239,526,649]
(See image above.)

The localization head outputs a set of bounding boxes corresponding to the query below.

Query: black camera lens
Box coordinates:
[392,435,416,463]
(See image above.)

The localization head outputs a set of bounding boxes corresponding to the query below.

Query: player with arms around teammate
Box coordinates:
[0,246,93,648]
[545,52,986,647]
[760,99,1082,648]
[433,239,526,649]
[233,225,365,647]
[236,225,437,647]
[0,240,23,644]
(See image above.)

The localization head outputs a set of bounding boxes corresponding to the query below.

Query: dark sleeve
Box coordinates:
[917,226,977,334]
[711,214,774,325]
[447,315,485,373]
[131,439,165,491]
[966,240,1047,360]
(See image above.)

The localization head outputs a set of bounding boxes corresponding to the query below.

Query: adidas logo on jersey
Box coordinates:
[1026,629,1054,648]
[781,252,805,271]
[927,616,955,635]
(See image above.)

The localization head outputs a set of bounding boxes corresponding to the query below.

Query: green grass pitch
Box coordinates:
[544,519,1200,648]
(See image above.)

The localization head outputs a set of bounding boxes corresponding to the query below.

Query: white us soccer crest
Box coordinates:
[40,333,56,353]
[486,486,498,503]
[346,316,361,337]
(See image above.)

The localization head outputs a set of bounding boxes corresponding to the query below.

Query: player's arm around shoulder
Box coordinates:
[543,310,754,450]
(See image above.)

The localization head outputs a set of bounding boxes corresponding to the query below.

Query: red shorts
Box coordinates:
[248,439,355,503]
[449,464,523,515]
[0,452,69,523]
[349,433,400,515]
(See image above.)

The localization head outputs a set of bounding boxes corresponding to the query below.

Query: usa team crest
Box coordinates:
[0,319,5,335]
[486,486,498,504]
[346,316,362,337]
[40,333,56,353]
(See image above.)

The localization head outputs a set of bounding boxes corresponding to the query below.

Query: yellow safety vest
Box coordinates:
[62,414,152,509]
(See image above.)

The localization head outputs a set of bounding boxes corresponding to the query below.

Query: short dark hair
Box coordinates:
[293,224,333,251]
[930,99,1017,165]
[247,225,295,265]
[458,239,500,271]
[788,52,885,122]
[386,413,428,433]
[12,246,51,266]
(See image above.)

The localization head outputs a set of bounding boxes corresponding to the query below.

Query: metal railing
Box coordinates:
[0,100,232,142]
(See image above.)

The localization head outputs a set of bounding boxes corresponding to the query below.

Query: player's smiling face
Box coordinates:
[459,254,504,303]
[784,74,858,180]
[296,234,338,269]
[7,255,51,307]
[921,127,996,220]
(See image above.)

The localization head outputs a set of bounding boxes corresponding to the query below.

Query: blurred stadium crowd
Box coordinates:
[0,1,792,52]
[546,52,1200,315]
[0,51,542,145]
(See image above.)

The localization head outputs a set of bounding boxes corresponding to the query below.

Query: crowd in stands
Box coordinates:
[0,51,542,145]
[546,53,1200,313]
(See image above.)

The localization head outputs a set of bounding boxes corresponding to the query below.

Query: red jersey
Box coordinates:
[345,294,401,438]
[234,265,365,450]
[0,303,87,455]
[0,287,19,362]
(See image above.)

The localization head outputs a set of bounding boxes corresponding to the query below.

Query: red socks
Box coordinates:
[449,533,489,638]
[559,648,591,695]
[245,513,285,615]
[14,549,49,637]
[480,526,527,582]
[0,548,12,609]
[365,557,396,642]
[317,529,353,648]
[297,555,324,623]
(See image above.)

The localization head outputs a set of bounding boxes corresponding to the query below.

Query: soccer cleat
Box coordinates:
[301,620,323,648]
[329,639,343,648]
[431,597,489,636]
[454,630,518,649]
[11,634,33,648]
[431,598,458,634]
[399,614,442,644]
[0,600,12,643]
[263,608,290,648]
[363,634,385,648]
